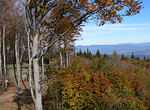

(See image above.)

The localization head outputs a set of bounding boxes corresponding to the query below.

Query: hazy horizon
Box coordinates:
[76,42,150,46]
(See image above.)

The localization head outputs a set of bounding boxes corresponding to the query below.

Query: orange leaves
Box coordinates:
[44,54,150,109]
[59,58,114,109]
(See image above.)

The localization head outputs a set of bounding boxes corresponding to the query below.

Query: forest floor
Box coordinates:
[0,64,34,110]
[0,83,34,110]
[0,86,34,110]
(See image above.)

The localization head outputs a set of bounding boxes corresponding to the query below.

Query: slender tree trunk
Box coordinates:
[20,58,28,90]
[32,33,42,110]
[66,51,69,66]
[3,25,7,90]
[0,31,3,87]
[41,47,44,78]
[68,52,70,65]
[59,51,63,67]
[15,33,21,88]
[27,29,35,102]
[13,44,18,86]
[13,55,18,86]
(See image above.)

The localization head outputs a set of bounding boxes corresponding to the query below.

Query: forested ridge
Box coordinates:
[0,0,147,110]
[43,51,150,110]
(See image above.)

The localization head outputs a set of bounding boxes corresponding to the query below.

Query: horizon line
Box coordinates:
[75,42,150,46]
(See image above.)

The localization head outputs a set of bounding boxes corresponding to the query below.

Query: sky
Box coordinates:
[75,0,150,46]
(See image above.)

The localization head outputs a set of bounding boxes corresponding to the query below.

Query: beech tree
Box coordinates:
[0,0,16,90]
[0,31,2,87]
[24,0,142,109]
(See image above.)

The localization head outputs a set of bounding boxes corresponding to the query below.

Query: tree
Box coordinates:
[104,53,109,58]
[0,31,2,87]
[143,56,146,61]
[24,0,142,109]
[15,33,21,88]
[136,56,140,60]
[131,52,135,59]
[78,49,83,57]
[83,50,87,58]
[96,49,101,58]
[121,53,125,60]
[0,0,16,90]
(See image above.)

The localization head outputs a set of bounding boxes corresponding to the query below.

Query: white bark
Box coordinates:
[0,31,3,87]
[66,52,69,66]
[33,33,42,110]
[2,25,7,90]
[27,28,35,102]
[15,33,21,88]
[41,43,44,78]
[59,51,63,67]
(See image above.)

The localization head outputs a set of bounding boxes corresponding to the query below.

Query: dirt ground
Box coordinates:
[0,64,34,110]
[0,85,34,110]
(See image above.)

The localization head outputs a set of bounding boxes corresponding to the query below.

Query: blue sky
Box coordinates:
[75,0,150,46]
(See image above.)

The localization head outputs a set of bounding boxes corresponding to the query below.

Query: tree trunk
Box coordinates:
[41,48,44,78]
[13,55,18,86]
[3,25,7,90]
[20,57,28,90]
[15,33,21,88]
[66,51,69,66]
[68,52,70,65]
[27,29,35,102]
[32,33,42,110]
[0,31,3,87]
[59,51,63,67]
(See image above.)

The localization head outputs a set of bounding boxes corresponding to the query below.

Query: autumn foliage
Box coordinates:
[42,51,150,110]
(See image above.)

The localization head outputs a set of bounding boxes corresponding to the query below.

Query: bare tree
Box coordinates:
[0,30,3,87]
[2,25,7,90]
[15,33,21,88]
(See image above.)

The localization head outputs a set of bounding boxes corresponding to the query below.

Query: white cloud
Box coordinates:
[83,23,150,32]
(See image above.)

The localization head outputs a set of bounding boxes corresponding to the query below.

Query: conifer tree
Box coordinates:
[104,54,108,58]
[78,49,83,56]
[131,52,135,59]
[88,51,93,59]
[96,49,101,58]
[136,56,140,60]
[147,58,150,62]
[121,53,125,60]
[143,56,146,61]
[83,50,87,58]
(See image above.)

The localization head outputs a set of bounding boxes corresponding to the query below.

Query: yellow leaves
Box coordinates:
[83,70,91,81]
[116,6,123,11]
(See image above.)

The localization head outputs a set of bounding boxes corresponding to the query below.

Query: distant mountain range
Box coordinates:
[76,43,150,57]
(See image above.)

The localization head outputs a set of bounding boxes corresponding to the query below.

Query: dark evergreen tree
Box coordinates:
[131,52,135,59]
[147,58,150,62]
[136,56,140,60]
[87,48,89,54]
[121,53,125,60]
[96,49,101,58]
[143,56,146,61]
[78,49,83,56]
[83,51,87,58]
[86,48,90,58]
[104,53,108,58]
[88,51,93,59]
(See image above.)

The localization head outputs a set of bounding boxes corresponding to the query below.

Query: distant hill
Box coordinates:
[76,43,150,57]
